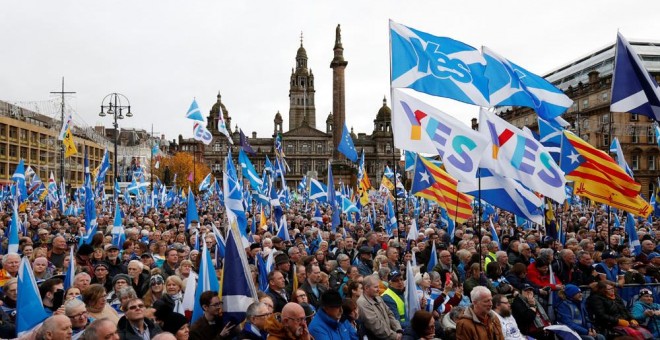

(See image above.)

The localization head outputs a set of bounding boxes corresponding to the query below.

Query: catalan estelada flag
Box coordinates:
[411,155,472,223]
[561,130,650,217]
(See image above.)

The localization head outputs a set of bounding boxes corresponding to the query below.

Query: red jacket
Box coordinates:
[526,262,562,290]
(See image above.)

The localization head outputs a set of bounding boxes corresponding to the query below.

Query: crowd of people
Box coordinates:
[1,194,660,340]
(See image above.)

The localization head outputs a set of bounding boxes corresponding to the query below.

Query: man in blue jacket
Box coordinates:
[309,290,354,340]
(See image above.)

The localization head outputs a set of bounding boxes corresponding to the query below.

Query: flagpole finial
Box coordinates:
[300,31,304,47]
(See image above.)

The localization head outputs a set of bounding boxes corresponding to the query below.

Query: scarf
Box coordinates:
[520,297,550,329]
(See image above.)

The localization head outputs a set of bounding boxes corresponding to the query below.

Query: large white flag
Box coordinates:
[392,89,489,185]
[479,109,566,203]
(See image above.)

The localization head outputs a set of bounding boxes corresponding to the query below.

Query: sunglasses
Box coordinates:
[128,304,145,311]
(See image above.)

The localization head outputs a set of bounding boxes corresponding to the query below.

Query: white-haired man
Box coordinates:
[455,286,504,340]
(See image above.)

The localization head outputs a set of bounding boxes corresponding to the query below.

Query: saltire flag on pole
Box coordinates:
[95,149,110,186]
[609,137,634,178]
[410,154,472,223]
[239,149,264,190]
[198,173,212,192]
[63,128,78,158]
[404,260,421,320]
[483,46,572,121]
[611,32,660,121]
[12,159,28,202]
[83,183,97,244]
[625,212,642,256]
[480,108,566,203]
[111,201,125,248]
[8,203,20,254]
[338,123,358,162]
[489,218,500,245]
[390,20,490,107]
[217,100,233,144]
[63,246,75,290]
[392,88,488,185]
[560,130,651,217]
[185,99,205,122]
[17,257,49,335]
[309,178,328,203]
[191,239,220,323]
[222,227,258,322]
[185,187,199,230]
[276,215,291,242]
[537,116,567,162]
[224,150,250,246]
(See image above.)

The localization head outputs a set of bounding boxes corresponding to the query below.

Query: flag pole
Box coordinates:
[387,20,402,250]
[477,169,482,274]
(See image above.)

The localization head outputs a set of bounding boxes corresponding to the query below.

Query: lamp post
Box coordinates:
[99,93,133,183]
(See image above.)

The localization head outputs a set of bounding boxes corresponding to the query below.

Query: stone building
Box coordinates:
[496,39,660,198]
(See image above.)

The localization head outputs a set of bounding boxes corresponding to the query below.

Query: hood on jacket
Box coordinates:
[264,313,297,340]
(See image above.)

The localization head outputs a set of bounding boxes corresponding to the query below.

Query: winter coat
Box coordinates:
[455,307,505,340]
[308,308,354,340]
[265,288,289,313]
[116,315,162,340]
[631,300,660,338]
[264,313,313,340]
[526,262,562,291]
[585,292,633,334]
[555,298,591,335]
[356,294,401,340]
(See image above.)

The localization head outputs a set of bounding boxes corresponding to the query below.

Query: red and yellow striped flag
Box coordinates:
[415,155,473,223]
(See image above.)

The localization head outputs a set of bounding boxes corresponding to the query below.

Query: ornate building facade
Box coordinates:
[497,39,660,198]
[202,25,399,188]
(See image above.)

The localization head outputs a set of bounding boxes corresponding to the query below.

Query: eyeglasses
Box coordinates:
[296,294,307,298]
[68,311,87,319]
[209,302,223,308]
[254,312,272,318]
[128,304,145,311]
[284,316,306,324]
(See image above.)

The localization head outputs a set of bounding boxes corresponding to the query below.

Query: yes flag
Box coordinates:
[480,109,566,203]
[483,46,572,121]
[338,123,358,162]
[611,32,660,121]
[193,122,213,145]
[17,257,49,335]
[185,99,205,122]
[390,21,489,106]
[222,227,258,322]
[392,89,488,184]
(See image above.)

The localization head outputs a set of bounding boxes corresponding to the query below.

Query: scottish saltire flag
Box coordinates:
[239,149,263,190]
[224,151,249,246]
[111,202,125,248]
[327,161,336,205]
[298,175,307,193]
[458,168,544,224]
[198,173,212,192]
[342,196,359,214]
[239,129,256,155]
[191,239,220,323]
[655,125,660,149]
[257,253,269,291]
[222,228,258,322]
[489,218,500,244]
[47,171,58,203]
[611,32,660,121]
[264,156,274,173]
[386,198,398,234]
[185,99,205,122]
[185,188,199,230]
[404,260,421,320]
[338,123,358,162]
[392,89,488,185]
[12,160,27,202]
[483,46,572,120]
[211,224,226,259]
[610,137,634,178]
[96,149,110,184]
[480,109,566,203]
[309,178,328,202]
[626,212,642,256]
[193,122,213,145]
[274,133,285,160]
[313,204,323,224]
[217,108,233,144]
[17,257,49,335]
[537,117,566,162]
[407,218,419,241]
[390,21,489,106]
[83,185,97,244]
[269,181,284,225]
[276,215,291,242]
[8,203,19,254]
[63,246,75,290]
[404,151,417,171]
[427,242,437,272]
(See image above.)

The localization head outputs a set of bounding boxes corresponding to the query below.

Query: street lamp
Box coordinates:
[99,93,133,182]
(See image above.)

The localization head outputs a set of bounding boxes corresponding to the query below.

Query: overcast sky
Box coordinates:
[2,0,660,143]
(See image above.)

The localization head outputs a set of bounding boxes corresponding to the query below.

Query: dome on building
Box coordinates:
[376,96,391,121]
[297,45,307,59]
[274,110,283,123]
[350,126,357,140]
[210,92,230,121]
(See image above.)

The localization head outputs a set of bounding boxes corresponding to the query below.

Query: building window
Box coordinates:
[601,114,610,125]
[19,129,27,141]
[631,126,639,143]
[602,133,610,147]
[9,145,16,158]
[301,143,310,153]
[212,163,222,172]
[582,99,589,109]
[287,144,294,155]
[316,143,323,154]
[632,154,640,170]
[9,127,17,139]
[631,114,639,121]
[649,155,656,170]
[0,144,5,157]
[385,143,392,154]
[649,126,656,144]
[213,142,222,152]
[601,92,609,102]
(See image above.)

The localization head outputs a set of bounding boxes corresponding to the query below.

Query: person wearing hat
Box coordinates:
[381,270,409,329]
[103,244,126,279]
[511,284,552,340]
[76,244,96,278]
[556,284,604,340]
[91,262,113,293]
[632,288,660,338]
[356,246,374,277]
[161,311,190,339]
[274,253,292,288]
[595,250,621,282]
[309,290,353,339]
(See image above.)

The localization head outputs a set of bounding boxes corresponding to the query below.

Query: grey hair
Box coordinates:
[377,267,391,280]
[128,259,144,270]
[428,271,440,282]
[1,253,19,265]
[64,298,85,315]
[495,251,507,259]
[470,285,491,303]
[246,301,266,318]
[363,274,380,288]
[82,318,115,340]
[336,254,349,263]
[117,286,137,300]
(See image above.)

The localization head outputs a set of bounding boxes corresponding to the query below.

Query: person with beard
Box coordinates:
[356,246,374,277]
[556,285,604,340]
[492,294,525,340]
[264,302,312,340]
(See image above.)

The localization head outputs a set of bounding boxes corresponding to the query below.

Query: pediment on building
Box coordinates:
[283,125,330,138]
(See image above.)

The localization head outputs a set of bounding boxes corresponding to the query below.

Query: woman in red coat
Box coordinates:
[526,258,563,292]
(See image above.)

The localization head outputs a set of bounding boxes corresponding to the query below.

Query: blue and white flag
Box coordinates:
[224,151,249,246]
[211,224,226,259]
[313,204,323,224]
[222,228,258,323]
[8,203,20,254]
[198,173,212,192]
[185,99,205,122]
[17,257,49,335]
[483,46,572,120]
[83,184,97,244]
[327,161,336,205]
[111,201,125,248]
[341,196,359,215]
[185,187,199,230]
[610,137,634,178]
[309,178,328,203]
[626,212,642,256]
[12,159,27,202]
[193,122,213,145]
[191,239,220,323]
[390,21,489,106]
[276,215,291,242]
[479,109,566,203]
[405,260,421,320]
[489,218,500,244]
[338,123,358,162]
[426,241,437,271]
[63,246,75,290]
[458,168,544,224]
[611,32,660,121]
[239,149,263,190]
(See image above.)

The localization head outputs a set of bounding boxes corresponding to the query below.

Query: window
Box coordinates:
[301,143,310,153]
[9,127,17,139]
[602,133,610,147]
[601,114,610,124]
[0,144,5,157]
[649,155,656,170]
[582,99,589,109]
[213,143,222,152]
[631,114,639,121]
[212,163,222,172]
[287,144,294,155]
[385,143,392,153]
[632,154,640,170]
[19,129,27,141]
[649,126,656,144]
[316,143,324,154]
[30,149,36,161]
[9,145,16,157]
[631,126,639,143]
[601,92,609,102]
